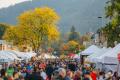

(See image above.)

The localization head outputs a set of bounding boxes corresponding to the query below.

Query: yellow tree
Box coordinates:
[67,41,79,52]
[3,26,20,45]
[4,7,60,53]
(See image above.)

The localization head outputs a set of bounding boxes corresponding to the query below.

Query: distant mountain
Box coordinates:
[0,0,108,34]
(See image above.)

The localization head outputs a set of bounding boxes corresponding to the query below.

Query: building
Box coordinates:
[0,40,13,50]
[0,40,7,50]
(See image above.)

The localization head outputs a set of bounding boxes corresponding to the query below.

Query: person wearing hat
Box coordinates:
[83,71,92,80]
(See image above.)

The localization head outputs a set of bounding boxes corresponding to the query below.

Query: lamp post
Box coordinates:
[98,16,103,28]
[97,16,103,46]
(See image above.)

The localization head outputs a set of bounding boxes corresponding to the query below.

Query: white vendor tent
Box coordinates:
[87,47,112,63]
[38,53,57,59]
[0,51,21,62]
[10,50,37,60]
[38,54,51,59]
[81,45,101,55]
[8,50,30,60]
[98,43,120,64]
[26,52,37,57]
[0,54,12,62]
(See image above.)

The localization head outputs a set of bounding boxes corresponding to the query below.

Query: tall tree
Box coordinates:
[3,7,60,53]
[68,26,80,42]
[100,0,120,47]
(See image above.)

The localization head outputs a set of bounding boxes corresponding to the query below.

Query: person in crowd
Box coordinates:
[21,67,27,78]
[74,70,82,80]
[30,67,43,80]
[46,63,54,80]
[26,63,33,73]
[7,66,14,77]
[105,71,113,80]
[0,59,119,80]
[90,69,97,80]
[97,72,105,80]
[68,61,76,72]
[13,72,20,80]
[66,69,73,80]
[58,68,71,80]
[52,70,59,80]
[0,69,7,80]
[19,75,25,80]
[40,68,47,80]
[7,76,14,80]
[112,72,119,80]
[83,71,92,80]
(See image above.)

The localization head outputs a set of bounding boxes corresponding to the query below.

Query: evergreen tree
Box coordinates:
[68,26,80,42]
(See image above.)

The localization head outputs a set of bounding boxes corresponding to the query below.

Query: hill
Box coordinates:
[0,0,107,34]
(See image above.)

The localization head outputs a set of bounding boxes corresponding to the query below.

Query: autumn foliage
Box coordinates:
[3,7,60,53]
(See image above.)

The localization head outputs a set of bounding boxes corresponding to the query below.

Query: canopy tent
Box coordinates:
[81,45,101,55]
[38,54,49,59]
[11,50,37,60]
[98,44,120,64]
[38,53,58,59]
[0,51,21,63]
[0,53,12,62]
[26,52,37,57]
[7,50,30,60]
[87,47,112,63]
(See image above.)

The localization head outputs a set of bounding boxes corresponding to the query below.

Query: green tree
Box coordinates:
[101,23,120,47]
[68,26,80,42]
[100,0,120,47]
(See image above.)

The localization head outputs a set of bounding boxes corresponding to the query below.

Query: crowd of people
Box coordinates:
[0,59,119,80]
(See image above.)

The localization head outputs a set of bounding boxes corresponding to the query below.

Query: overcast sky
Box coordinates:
[0,0,31,9]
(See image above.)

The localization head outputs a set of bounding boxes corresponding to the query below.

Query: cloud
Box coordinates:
[0,0,32,9]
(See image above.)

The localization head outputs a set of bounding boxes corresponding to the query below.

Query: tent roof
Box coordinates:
[98,43,120,64]
[81,45,100,55]
[87,47,112,63]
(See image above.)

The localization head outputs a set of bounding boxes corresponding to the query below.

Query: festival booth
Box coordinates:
[0,50,37,62]
[0,51,21,61]
[0,50,37,69]
[11,50,37,60]
[85,47,112,70]
[38,53,57,59]
[87,47,112,63]
[81,45,101,56]
[0,50,22,69]
[80,45,101,64]
[96,44,120,72]
[98,44,120,64]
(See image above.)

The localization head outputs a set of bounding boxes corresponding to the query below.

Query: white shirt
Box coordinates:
[40,71,47,80]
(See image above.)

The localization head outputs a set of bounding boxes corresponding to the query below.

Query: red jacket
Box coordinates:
[90,72,97,80]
